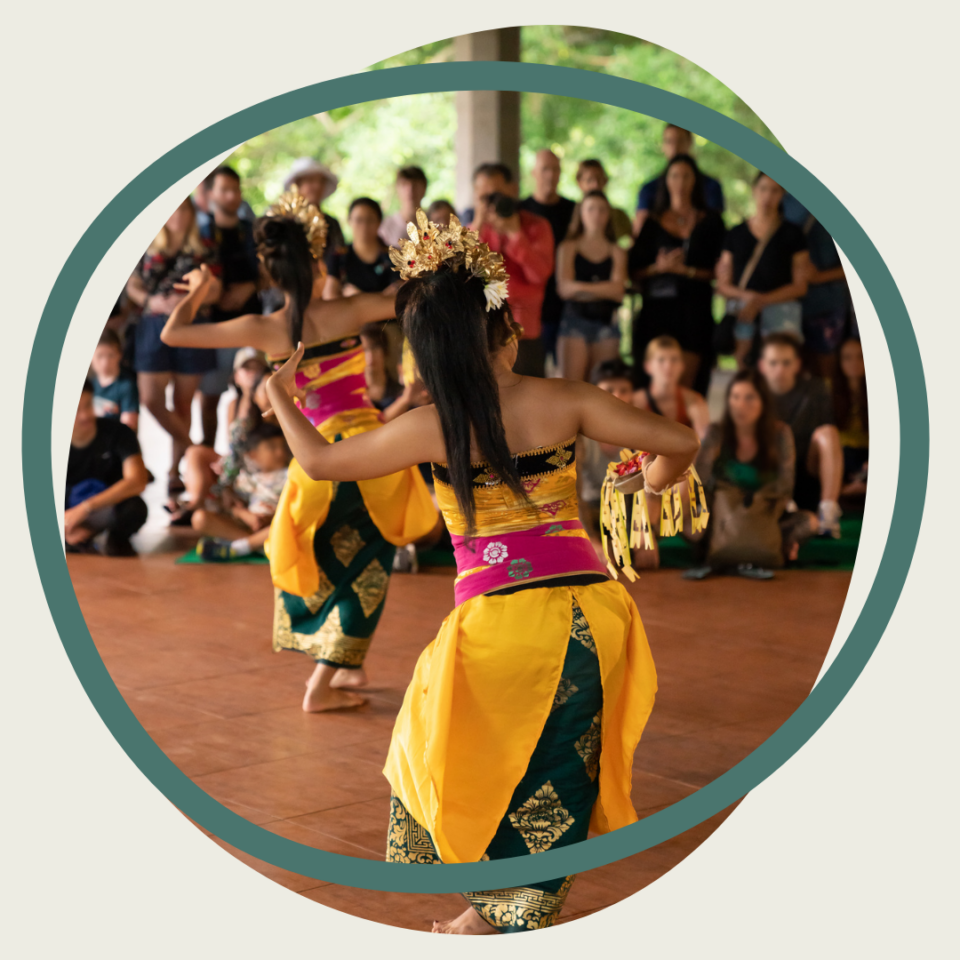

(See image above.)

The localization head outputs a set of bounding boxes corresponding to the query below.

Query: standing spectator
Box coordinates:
[194,171,254,230]
[426,199,455,227]
[555,190,626,380]
[471,162,554,377]
[91,329,139,432]
[716,173,811,369]
[65,381,150,556]
[519,149,577,367]
[685,368,816,579]
[125,197,221,496]
[197,165,261,448]
[782,193,851,379]
[629,155,726,393]
[282,157,345,269]
[325,198,400,298]
[634,125,725,235]
[758,333,844,538]
[634,335,711,439]
[575,159,633,242]
[834,337,869,501]
[379,166,429,248]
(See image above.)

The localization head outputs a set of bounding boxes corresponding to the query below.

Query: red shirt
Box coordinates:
[477,210,555,340]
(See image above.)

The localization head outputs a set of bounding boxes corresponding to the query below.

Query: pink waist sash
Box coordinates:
[451,519,608,607]
[297,373,374,427]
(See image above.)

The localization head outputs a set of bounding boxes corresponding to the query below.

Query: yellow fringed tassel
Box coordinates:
[600,454,711,583]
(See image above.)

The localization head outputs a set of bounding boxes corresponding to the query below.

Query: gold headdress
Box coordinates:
[388,209,510,312]
[600,451,710,582]
[262,185,328,262]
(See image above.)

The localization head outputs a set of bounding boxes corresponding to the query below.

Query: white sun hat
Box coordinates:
[282,157,339,200]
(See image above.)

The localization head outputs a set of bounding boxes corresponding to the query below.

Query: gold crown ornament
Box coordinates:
[262,184,329,262]
[388,209,510,312]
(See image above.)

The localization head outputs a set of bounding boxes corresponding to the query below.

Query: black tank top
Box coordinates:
[563,254,619,325]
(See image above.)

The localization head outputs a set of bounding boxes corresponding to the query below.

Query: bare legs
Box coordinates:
[199,392,221,448]
[138,372,201,486]
[557,335,590,382]
[807,425,843,503]
[303,662,366,712]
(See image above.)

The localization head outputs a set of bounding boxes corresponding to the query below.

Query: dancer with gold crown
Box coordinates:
[161,190,438,712]
[263,208,704,933]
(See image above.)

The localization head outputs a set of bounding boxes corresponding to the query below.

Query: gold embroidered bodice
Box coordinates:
[431,437,580,537]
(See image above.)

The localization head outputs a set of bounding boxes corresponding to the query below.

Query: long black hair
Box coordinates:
[720,368,781,475]
[254,216,315,346]
[652,154,707,219]
[397,269,528,535]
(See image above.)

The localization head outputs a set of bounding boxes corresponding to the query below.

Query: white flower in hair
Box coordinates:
[483,279,509,313]
[482,541,509,564]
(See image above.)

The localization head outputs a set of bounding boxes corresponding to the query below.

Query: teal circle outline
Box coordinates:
[23,61,927,894]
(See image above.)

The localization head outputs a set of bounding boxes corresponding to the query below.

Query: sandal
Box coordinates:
[735,564,774,581]
[681,566,713,581]
[167,475,186,496]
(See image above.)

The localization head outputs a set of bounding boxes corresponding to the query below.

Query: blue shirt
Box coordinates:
[637,173,725,214]
[781,194,848,318]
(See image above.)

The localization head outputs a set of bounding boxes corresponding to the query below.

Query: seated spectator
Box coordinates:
[471,162,555,377]
[716,173,811,369]
[758,333,844,538]
[359,321,401,409]
[65,380,150,556]
[324,198,400,298]
[575,159,633,242]
[282,157,345,271]
[634,336,710,439]
[686,369,816,580]
[192,422,291,561]
[91,329,139,432]
[834,337,869,502]
[634,124,724,236]
[555,190,626,380]
[426,199,455,227]
[577,359,634,542]
[629,155,725,393]
[782,194,851,379]
[167,347,269,524]
[380,166,428,248]
[198,165,261,448]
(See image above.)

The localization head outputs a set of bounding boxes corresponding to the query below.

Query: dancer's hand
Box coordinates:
[262,343,306,419]
[173,264,213,295]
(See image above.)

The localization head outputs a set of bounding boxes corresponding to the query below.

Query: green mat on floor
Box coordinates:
[176,545,270,565]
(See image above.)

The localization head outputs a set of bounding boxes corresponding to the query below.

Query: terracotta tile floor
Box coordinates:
[68,539,850,933]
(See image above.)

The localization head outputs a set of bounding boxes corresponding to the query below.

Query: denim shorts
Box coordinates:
[134,313,216,375]
[558,314,620,344]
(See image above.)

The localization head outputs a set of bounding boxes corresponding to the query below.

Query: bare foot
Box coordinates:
[302,685,366,713]
[330,667,368,689]
[65,525,93,546]
[432,907,498,935]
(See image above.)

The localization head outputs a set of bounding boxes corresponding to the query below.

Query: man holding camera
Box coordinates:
[470,163,555,377]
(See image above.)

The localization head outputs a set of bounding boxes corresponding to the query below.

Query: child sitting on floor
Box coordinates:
[91,328,140,432]
[193,421,291,561]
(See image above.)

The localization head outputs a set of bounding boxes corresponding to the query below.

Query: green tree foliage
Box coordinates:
[224,27,778,235]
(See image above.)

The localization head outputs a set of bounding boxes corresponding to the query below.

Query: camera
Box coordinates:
[484,192,518,219]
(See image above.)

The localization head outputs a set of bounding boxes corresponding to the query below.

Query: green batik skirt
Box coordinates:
[386,600,602,932]
[273,480,397,669]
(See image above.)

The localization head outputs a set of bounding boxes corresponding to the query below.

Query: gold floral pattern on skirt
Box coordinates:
[303,567,336,615]
[508,781,575,854]
[551,678,579,713]
[465,878,575,932]
[575,711,602,782]
[272,595,371,666]
[570,603,597,655]
[386,796,439,865]
[330,524,365,567]
[351,558,389,618]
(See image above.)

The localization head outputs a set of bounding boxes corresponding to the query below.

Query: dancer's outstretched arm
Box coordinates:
[265,343,443,481]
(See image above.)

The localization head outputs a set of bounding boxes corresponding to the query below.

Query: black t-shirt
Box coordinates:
[66,419,141,505]
[773,375,834,465]
[323,213,346,271]
[630,210,726,273]
[328,244,398,293]
[519,195,577,331]
[723,220,807,293]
